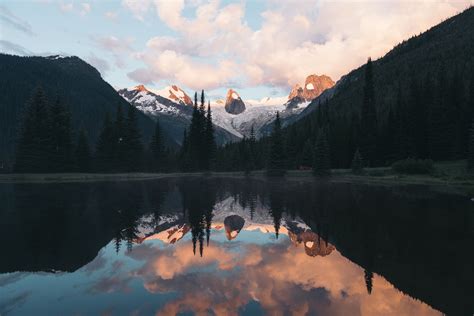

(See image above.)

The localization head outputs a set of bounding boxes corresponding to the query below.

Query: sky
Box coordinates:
[1,0,473,100]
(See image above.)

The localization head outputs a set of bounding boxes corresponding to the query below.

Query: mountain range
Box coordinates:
[118,73,334,142]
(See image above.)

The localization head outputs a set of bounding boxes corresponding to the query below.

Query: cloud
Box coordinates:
[80,2,91,16]
[0,5,35,36]
[122,236,441,316]
[122,0,151,21]
[59,1,73,13]
[0,40,32,55]
[105,11,118,21]
[126,0,474,91]
[93,35,134,53]
[58,1,91,15]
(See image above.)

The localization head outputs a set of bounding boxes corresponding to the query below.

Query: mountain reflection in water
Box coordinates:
[0,178,472,315]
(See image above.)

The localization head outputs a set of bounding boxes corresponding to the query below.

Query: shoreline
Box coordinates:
[0,166,473,190]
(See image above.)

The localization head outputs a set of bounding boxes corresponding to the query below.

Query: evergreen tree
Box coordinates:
[313,128,331,176]
[96,113,116,172]
[351,148,364,174]
[359,58,377,167]
[468,121,474,171]
[123,106,143,171]
[150,119,164,172]
[267,112,286,176]
[114,105,126,171]
[364,269,373,295]
[429,66,452,160]
[205,101,215,170]
[179,128,191,171]
[75,128,91,172]
[48,97,73,172]
[300,139,313,169]
[14,87,51,173]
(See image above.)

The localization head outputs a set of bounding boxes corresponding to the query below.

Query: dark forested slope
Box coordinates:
[0,54,172,170]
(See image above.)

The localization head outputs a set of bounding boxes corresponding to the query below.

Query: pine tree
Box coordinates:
[313,128,331,176]
[364,269,373,295]
[188,92,201,171]
[150,119,164,172]
[75,128,91,172]
[48,97,73,172]
[123,106,143,171]
[96,113,116,172]
[267,112,286,176]
[351,148,364,174]
[205,101,215,170]
[300,139,313,169]
[359,58,377,167]
[114,105,126,171]
[14,87,51,173]
[179,128,191,171]
[468,121,474,171]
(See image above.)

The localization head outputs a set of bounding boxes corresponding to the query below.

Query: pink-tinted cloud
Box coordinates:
[125,0,474,91]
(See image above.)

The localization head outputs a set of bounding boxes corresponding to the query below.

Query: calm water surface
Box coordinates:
[0,178,473,315]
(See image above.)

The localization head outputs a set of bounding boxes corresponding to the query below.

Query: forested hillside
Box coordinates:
[214,7,474,171]
[0,54,170,171]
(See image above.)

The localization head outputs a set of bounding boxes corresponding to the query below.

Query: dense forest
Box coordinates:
[4,7,474,174]
[0,54,167,171]
[213,7,474,174]
[12,87,216,173]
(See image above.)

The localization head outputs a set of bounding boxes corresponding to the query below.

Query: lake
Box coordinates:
[0,177,473,315]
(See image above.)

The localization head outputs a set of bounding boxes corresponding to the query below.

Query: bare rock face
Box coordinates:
[287,74,335,103]
[288,84,304,99]
[164,85,193,106]
[225,89,246,114]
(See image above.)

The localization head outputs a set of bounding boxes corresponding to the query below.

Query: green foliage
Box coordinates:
[313,129,331,177]
[267,112,287,176]
[300,140,313,169]
[0,54,159,170]
[179,91,215,171]
[75,129,91,172]
[150,119,164,172]
[359,58,377,167]
[14,87,51,172]
[468,121,474,171]
[351,148,364,174]
[391,158,434,174]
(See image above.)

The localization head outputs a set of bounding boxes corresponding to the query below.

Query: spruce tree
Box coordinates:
[96,113,115,172]
[359,58,377,167]
[468,121,474,171]
[14,87,51,173]
[267,112,286,176]
[150,119,164,172]
[351,148,364,174]
[205,101,215,170]
[75,128,91,172]
[300,139,313,169]
[313,128,331,177]
[124,106,143,171]
[48,97,73,172]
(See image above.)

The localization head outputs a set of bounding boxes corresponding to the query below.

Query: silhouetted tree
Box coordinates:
[96,113,115,172]
[150,119,164,172]
[75,129,91,172]
[351,148,364,174]
[14,87,51,172]
[365,269,373,294]
[468,121,474,171]
[313,129,331,176]
[267,112,286,176]
[300,139,313,169]
[359,58,377,167]
[48,97,73,172]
